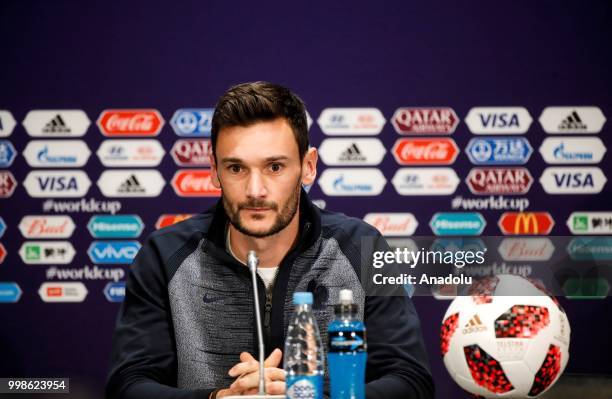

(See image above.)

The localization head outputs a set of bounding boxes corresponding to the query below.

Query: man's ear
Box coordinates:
[301,147,318,186]
[209,153,221,189]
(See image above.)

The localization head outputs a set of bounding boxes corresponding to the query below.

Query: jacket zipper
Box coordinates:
[263,267,280,340]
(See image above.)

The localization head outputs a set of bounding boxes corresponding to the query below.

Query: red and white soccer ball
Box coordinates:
[440,274,571,398]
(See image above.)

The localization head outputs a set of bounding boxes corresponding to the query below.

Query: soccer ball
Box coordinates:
[440,274,571,398]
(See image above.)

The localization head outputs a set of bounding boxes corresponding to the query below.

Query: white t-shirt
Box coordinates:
[226,227,278,290]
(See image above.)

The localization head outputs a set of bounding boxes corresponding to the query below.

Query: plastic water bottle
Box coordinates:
[284,292,324,399]
[328,289,367,399]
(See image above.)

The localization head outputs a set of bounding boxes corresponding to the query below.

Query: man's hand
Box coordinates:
[216,348,286,397]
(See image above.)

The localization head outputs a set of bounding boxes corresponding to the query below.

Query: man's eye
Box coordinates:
[229,164,242,173]
[269,163,283,173]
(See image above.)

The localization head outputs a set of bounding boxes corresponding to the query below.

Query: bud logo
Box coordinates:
[19,215,76,238]
[170,139,212,166]
[391,168,459,195]
[88,240,141,264]
[429,212,486,236]
[391,107,459,134]
[156,214,194,229]
[539,137,606,164]
[97,139,165,167]
[0,171,17,198]
[567,212,612,235]
[24,170,91,198]
[539,106,606,134]
[0,140,16,167]
[97,109,164,136]
[0,110,17,137]
[498,212,554,235]
[23,110,90,137]
[466,167,533,195]
[318,138,386,166]
[97,170,165,197]
[0,282,22,303]
[317,108,385,135]
[498,238,555,261]
[19,241,76,264]
[539,167,606,194]
[466,137,533,165]
[317,168,386,196]
[465,107,532,134]
[39,282,88,303]
[363,213,418,236]
[88,215,144,238]
[170,108,213,137]
[171,169,221,197]
[104,282,126,302]
[392,138,459,165]
[23,140,91,167]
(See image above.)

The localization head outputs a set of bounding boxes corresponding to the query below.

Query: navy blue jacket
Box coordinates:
[106,189,434,398]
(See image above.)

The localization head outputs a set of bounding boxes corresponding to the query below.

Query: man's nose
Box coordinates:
[246,171,268,198]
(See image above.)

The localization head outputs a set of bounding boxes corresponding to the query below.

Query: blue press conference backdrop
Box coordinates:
[1,1,612,398]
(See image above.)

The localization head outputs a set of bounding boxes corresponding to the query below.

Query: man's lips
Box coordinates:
[243,207,271,212]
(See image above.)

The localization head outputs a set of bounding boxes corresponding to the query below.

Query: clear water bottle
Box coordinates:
[327,289,367,399]
[284,292,324,399]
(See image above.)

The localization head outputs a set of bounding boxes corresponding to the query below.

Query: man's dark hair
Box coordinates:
[211,81,309,160]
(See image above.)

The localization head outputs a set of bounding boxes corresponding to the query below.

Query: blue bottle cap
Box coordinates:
[293,292,313,305]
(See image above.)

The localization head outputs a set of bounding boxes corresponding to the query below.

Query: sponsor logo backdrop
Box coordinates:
[1,2,611,397]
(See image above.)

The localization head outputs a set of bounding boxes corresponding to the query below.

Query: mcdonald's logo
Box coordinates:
[498,212,555,235]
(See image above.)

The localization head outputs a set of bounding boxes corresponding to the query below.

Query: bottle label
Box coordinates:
[329,330,366,353]
[286,375,323,399]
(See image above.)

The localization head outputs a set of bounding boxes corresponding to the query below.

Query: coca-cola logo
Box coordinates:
[392,138,459,165]
[97,109,164,136]
[170,139,212,166]
[171,170,221,197]
[0,171,17,197]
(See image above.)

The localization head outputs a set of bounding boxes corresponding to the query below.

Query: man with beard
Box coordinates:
[106,82,434,399]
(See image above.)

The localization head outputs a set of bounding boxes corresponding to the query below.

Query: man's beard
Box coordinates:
[222,179,302,238]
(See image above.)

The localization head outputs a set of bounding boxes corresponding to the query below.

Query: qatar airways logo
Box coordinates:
[97,109,164,136]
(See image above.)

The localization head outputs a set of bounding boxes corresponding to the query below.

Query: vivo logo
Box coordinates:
[87,241,141,264]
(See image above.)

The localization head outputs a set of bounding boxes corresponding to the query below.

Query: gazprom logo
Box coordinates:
[104,282,126,302]
[87,215,144,238]
[170,108,214,137]
[429,212,486,236]
[87,241,141,264]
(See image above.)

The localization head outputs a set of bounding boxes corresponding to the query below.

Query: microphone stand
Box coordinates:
[223,250,285,399]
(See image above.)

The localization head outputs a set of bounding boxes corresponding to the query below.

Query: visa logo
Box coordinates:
[37,176,79,191]
[87,241,141,264]
[553,172,594,188]
[478,113,520,128]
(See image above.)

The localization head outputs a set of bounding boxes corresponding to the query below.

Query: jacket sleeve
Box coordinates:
[363,233,435,399]
[105,236,214,399]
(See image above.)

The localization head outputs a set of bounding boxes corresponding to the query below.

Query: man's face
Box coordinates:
[210,118,316,238]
